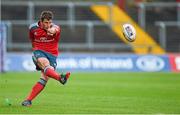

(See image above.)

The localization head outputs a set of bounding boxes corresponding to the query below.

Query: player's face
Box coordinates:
[41,19,52,30]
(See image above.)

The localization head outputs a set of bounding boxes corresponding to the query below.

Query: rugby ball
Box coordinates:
[122,23,136,42]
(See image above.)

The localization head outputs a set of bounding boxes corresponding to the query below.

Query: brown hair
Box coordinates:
[40,11,53,21]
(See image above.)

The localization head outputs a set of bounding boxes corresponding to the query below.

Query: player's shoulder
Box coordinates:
[29,22,39,31]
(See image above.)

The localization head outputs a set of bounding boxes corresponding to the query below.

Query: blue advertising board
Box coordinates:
[5,53,171,72]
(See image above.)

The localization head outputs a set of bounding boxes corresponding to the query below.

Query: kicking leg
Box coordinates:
[37,57,70,84]
[37,57,61,81]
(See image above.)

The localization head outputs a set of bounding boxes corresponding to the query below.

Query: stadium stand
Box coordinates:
[126,0,180,52]
[1,0,180,53]
[2,1,126,52]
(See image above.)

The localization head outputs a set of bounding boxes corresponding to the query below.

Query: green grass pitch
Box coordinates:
[0,72,180,114]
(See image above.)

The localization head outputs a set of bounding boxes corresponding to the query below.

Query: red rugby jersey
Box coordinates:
[29,21,61,57]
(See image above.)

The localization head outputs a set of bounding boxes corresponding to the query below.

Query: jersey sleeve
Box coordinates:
[28,22,38,41]
[29,29,34,41]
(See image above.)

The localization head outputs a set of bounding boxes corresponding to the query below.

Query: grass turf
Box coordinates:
[0,72,180,114]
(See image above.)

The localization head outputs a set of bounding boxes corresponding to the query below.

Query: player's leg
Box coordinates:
[22,72,49,106]
[36,57,62,81]
[42,58,70,84]
[37,57,70,84]
[31,50,62,81]
[34,50,70,84]
[44,54,71,84]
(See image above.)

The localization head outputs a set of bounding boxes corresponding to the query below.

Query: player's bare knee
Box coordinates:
[43,65,54,74]
[37,58,50,69]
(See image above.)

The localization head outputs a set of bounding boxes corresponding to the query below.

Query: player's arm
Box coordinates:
[47,25,61,40]
[54,25,61,41]
[29,29,34,42]
[29,23,37,41]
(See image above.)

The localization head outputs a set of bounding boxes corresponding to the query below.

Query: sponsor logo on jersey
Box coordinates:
[34,37,54,42]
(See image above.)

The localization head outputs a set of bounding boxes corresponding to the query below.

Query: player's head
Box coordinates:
[40,11,53,30]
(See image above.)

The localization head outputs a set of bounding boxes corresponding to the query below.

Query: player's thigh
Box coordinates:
[32,50,51,70]
[48,56,57,70]
[36,57,50,69]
